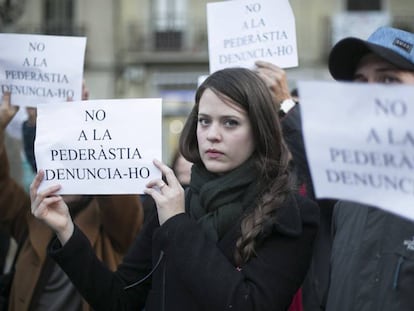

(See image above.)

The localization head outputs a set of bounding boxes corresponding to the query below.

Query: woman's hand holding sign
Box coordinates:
[144,159,185,225]
[30,170,74,245]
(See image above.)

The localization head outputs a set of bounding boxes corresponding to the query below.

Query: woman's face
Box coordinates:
[197,89,255,174]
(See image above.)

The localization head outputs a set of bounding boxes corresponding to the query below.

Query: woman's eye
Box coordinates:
[224,119,239,127]
[198,118,210,126]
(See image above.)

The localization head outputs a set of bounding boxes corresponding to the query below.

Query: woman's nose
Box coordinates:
[206,123,221,141]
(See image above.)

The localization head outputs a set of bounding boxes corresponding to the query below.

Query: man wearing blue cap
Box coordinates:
[325,26,414,311]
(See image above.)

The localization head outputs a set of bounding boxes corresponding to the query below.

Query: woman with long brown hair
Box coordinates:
[31,67,319,311]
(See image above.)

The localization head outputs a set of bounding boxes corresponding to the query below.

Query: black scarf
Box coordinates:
[188,159,259,241]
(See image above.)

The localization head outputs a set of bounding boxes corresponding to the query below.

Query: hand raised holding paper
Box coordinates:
[0,92,19,129]
[254,60,292,105]
[30,170,74,245]
[144,159,185,225]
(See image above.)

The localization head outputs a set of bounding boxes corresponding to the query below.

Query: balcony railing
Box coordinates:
[123,19,208,54]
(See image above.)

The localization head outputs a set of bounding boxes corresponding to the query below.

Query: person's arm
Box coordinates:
[30,170,74,243]
[31,168,152,310]
[281,105,316,198]
[48,211,158,311]
[254,60,292,106]
[0,92,30,241]
[0,93,19,130]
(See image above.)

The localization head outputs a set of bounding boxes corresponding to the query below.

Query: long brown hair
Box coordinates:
[180,68,293,265]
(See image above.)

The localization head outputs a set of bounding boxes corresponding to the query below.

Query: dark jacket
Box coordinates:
[280,103,314,199]
[281,104,335,310]
[326,201,414,311]
[49,193,319,311]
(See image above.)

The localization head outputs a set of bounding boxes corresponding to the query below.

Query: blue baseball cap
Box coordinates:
[329,26,414,80]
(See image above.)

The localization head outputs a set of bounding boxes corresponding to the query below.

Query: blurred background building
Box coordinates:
[1,0,413,162]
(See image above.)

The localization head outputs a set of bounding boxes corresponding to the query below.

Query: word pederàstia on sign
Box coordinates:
[329,148,414,170]
[223,30,288,48]
[5,70,69,83]
[50,146,143,161]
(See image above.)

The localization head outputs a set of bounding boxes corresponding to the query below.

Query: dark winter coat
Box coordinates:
[326,201,414,311]
[49,193,318,311]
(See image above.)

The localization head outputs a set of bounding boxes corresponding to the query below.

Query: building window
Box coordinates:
[347,0,381,11]
[152,0,187,50]
[153,0,186,31]
[0,0,26,25]
[44,0,74,35]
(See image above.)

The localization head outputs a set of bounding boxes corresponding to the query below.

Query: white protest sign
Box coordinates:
[207,0,298,73]
[298,81,414,221]
[35,98,162,194]
[0,33,86,107]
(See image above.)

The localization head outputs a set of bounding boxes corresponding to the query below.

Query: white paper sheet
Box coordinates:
[0,33,86,107]
[35,98,162,194]
[298,81,414,221]
[207,0,298,73]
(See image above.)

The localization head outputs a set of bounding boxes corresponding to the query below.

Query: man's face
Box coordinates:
[354,53,414,85]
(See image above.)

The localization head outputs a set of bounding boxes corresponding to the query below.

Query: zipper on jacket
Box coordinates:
[392,256,404,290]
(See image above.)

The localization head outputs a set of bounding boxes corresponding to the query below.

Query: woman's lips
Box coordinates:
[206,149,223,159]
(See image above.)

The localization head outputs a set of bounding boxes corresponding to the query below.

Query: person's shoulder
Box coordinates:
[334,200,371,219]
[272,193,319,237]
[292,193,320,226]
